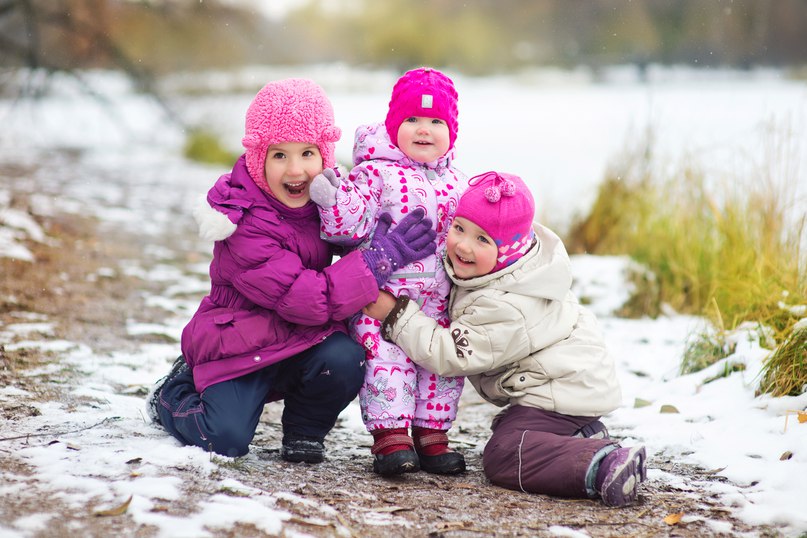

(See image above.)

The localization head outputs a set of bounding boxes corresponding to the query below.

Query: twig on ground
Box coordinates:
[0,416,121,442]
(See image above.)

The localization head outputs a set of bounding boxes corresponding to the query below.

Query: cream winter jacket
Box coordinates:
[384,223,622,417]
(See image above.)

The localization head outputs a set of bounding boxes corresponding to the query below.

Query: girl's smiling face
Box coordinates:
[263,142,323,208]
[395,116,450,163]
[446,216,499,279]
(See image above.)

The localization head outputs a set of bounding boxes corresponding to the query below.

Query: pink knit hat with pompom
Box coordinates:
[454,171,536,272]
[242,78,341,192]
[385,67,459,152]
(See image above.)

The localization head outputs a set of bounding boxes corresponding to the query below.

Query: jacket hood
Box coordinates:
[194,155,317,242]
[446,223,572,302]
[352,122,455,170]
[194,193,237,242]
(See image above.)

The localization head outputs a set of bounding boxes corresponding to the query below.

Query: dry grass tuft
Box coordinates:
[567,129,806,389]
[758,321,807,397]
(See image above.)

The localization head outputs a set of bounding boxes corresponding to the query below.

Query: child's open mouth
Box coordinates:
[456,254,474,265]
[284,181,307,196]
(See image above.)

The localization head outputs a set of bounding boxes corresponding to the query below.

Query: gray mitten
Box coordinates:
[309,167,341,207]
[362,209,437,286]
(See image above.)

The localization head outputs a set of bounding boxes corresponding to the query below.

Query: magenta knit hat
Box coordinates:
[384,67,459,152]
[242,78,341,192]
[454,171,536,272]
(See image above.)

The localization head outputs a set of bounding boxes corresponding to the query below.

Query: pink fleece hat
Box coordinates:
[242,78,341,192]
[384,67,459,152]
[455,171,536,272]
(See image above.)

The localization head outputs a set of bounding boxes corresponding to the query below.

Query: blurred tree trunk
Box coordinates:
[0,0,176,122]
[62,0,111,65]
[2,0,118,70]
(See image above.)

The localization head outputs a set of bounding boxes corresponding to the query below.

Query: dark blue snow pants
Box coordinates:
[156,332,364,457]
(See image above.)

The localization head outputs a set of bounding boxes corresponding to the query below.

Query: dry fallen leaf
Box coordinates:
[783,410,807,432]
[660,404,680,414]
[702,466,727,475]
[373,506,412,513]
[46,440,80,450]
[93,495,133,517]
[664,512,684,525]
[780,451,793,461]
[287,516,331,528]
[436,521,471,531]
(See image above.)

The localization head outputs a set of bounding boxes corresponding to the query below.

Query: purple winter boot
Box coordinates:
[595,446,647,507]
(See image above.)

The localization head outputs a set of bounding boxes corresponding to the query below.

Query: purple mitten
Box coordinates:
[362,209,437,286]
[309,167,341,207]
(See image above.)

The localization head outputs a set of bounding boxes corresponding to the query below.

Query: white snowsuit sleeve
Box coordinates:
[317,166,381,246]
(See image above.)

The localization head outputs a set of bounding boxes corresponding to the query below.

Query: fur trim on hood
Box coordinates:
[193,193,237,242]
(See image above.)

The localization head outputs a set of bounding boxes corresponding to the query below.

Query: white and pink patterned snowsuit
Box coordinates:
[318,122,468,432]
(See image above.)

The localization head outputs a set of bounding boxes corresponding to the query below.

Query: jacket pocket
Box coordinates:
[204,307,277,358]
[213,312,234,325]
[478,365,523,402]
[504,354,551,390]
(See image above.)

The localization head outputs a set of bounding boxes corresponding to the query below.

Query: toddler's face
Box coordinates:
[396,116,450,163]
[264,142,323,208]
[446,216,498,279]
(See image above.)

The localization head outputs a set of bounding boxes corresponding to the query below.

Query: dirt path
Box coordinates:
[0,182,777,537]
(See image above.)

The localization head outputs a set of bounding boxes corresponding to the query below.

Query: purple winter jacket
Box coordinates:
[181,156,379,393]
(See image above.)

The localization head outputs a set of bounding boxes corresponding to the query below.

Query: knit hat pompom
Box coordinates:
[454,171,536,272]
[242,78,340,193]
[384,67,459,153]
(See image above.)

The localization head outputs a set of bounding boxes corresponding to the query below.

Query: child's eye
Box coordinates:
[453,223,464,233]
[431,118,445,125]
[478,236,490,244]
[270,151,286,159]
[405,117,417,123]
[302,150,315,157]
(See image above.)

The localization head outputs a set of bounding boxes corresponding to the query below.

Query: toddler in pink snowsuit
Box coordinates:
[310,67,468,476]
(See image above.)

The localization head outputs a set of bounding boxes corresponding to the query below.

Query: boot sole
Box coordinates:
[419,452,466,475]
[600,446,646,507]
[280,451,324,464]
[373,450,420,475]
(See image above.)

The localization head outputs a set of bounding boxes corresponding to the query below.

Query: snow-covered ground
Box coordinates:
[1,65,806,537]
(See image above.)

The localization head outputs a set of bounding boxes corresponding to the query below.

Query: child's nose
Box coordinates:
[456,240,472,255]
[286,156,304,175]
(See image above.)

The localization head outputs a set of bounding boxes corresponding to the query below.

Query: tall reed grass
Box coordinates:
[568,131,806,394]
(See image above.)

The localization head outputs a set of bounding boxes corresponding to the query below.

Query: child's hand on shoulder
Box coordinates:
[310,166,344,207]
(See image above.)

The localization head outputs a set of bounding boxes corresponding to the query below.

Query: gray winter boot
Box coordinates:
[145,356,189,425]
[595,445,647,507]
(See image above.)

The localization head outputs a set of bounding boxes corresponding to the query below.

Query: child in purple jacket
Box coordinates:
[146,78,436,463]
